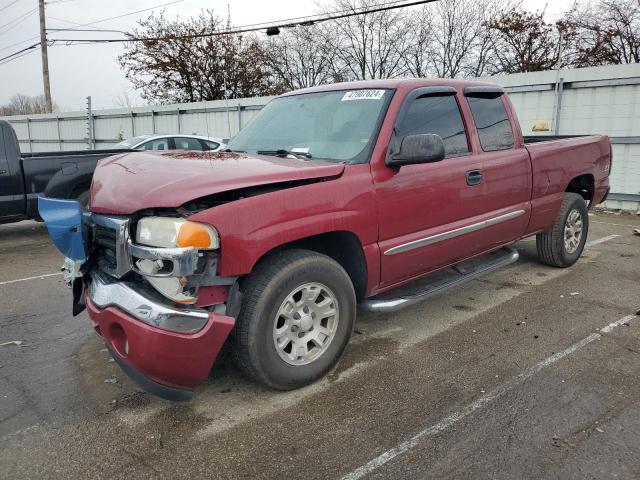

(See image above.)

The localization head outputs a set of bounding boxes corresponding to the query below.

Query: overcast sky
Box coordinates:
[0,0,574,111]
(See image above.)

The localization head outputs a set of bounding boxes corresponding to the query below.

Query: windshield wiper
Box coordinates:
[223,148,246,153]
[256,149,312,159]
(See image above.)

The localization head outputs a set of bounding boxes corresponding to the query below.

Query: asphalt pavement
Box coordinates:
[0,211,639,479]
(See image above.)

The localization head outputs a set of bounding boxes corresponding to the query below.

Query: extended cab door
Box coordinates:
[373,86,531,288]
[0,123,26,220]
[462,87,531,251]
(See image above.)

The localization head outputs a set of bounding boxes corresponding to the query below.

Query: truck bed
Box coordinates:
[523,135,590,144]
[21,148,129,159]
[522,134,611,235]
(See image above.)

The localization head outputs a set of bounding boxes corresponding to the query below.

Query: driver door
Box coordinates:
[374,88,487,287]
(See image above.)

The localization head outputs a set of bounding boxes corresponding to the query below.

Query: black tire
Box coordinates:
[536,192,589,268]
[75,190,90,208]
[232,249,356,390]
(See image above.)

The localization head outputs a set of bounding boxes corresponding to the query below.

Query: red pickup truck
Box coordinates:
[41,78,611,400]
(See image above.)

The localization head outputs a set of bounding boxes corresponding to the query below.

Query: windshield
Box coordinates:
[113,136,151,149]
[227,89,393,163]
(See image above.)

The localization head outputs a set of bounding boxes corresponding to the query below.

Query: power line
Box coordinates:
[0,6,36,34]
[0,12,36,37]
[34,0,415,44]
[0,45,38,66]
[0,34,39,53]
[48,0,439,44]
[0,0,184,63]
[0,0,438,65]
[0,42,39,63]
[48,28,126,33]
[0,0,20,14]
[47,15,124,32]
[221,0,419,31]
[51,0,184,32]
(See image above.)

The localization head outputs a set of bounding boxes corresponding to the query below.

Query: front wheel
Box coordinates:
[232,249,356,390]
[536,192,589,268]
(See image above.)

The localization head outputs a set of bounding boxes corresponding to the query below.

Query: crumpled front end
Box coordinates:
[38,196,89,315]
[38,197,238,400]
[85,282,234,401]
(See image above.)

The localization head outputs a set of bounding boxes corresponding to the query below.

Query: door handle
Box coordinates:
[466,170,483,186]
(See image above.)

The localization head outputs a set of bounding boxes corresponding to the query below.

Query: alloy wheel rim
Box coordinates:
[564,209,583,254]
[272,282,339,366]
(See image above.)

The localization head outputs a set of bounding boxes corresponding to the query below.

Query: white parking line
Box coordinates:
[341,314,637,480]
[521,233,619,246]
[592,220,639,228]
[586,234,620,248]
[0,272,63,286]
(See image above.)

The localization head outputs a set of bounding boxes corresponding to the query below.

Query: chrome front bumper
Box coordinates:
[88,270,210,334]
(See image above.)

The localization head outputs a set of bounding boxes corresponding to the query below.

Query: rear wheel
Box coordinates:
[536,192,589,268]
[232,249,356,390]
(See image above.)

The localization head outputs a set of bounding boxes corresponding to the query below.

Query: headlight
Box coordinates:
[136,217,219,249]
[134,216,219,305]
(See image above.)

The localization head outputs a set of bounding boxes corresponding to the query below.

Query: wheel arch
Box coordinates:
[248,230,368,301]
[43,167,94,200]
[565,174,594,205]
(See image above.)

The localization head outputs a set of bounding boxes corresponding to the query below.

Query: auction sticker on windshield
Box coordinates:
[342,90,386,101]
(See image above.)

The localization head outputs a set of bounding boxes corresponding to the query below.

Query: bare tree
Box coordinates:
[426,0,506,78]
[0,94,57,116]
[403,5,434,77]
[111,0,640,106]
[485,7,576,73]
[322,0,410,80]
[570,0,640,66]
[263,25,339,90]
[118,10,281,103]
[113,89,136,108]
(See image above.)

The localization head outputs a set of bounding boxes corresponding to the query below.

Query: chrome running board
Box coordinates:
[359,247,520,313]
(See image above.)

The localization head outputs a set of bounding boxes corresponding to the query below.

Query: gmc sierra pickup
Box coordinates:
[39,78,611,401]
[0,120,130,224]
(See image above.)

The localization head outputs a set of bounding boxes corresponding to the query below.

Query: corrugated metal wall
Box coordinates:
[3,64,639,209]
[4,96,273,153]
[483,63,640,210]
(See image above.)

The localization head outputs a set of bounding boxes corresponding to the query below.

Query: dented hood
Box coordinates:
[89,151,345,215]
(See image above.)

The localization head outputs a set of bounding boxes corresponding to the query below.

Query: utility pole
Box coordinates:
[38,0,53,113]
[86,96,94,150]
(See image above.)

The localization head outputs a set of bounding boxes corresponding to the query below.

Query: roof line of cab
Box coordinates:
[280,78,503,97]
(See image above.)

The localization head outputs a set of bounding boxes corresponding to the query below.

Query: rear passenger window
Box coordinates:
[174,137,204,151]
[467,96,514,151]
[396,95,469,158]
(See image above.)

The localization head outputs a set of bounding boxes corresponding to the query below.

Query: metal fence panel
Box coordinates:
[482,63,640,210]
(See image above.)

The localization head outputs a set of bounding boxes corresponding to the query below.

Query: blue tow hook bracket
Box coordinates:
[38,196,88,262]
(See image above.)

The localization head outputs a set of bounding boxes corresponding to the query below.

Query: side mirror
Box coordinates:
[387,134,446,167]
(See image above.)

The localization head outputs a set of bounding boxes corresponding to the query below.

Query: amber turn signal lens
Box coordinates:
[177,222,216,249]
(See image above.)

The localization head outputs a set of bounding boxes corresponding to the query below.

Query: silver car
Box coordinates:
[114,134,226,152]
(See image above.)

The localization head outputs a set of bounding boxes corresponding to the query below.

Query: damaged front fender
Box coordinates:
[38,196,89,262]
[38,196,90,315]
